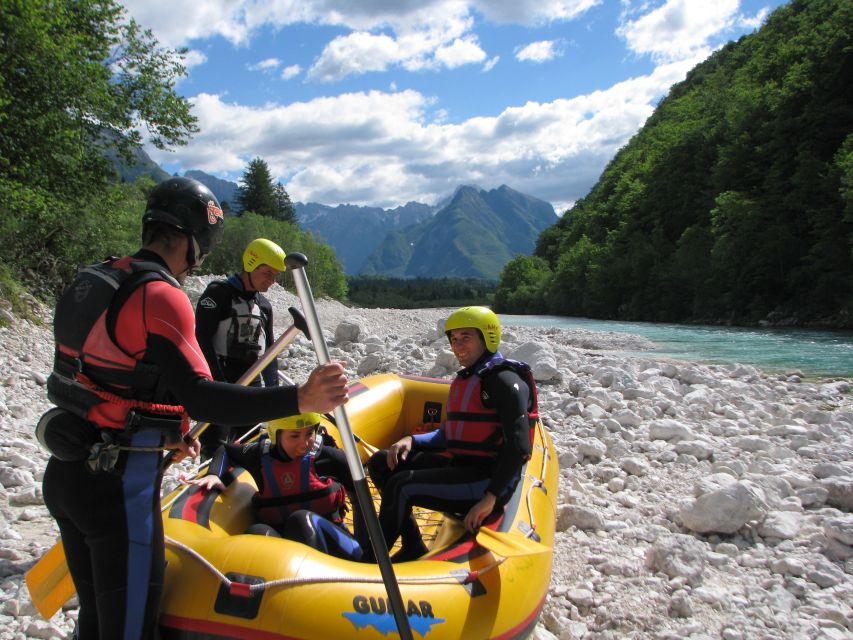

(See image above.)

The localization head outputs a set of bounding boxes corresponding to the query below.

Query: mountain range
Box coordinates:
[117,157,557,279]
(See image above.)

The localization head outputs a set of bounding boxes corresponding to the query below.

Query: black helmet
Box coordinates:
[143,177,224,255]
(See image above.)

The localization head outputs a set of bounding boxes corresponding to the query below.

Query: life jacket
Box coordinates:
[208,275,269,382]
[46,256,187,434]
[252,441,347,527]
[443,354,539,459]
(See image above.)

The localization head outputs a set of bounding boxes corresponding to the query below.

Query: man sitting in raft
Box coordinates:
[191,413,367,561]
[367,306,539,562]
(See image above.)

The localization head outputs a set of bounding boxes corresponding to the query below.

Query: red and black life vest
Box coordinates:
[443,355,539,459]
[252,444,347,527]
[46,257,186,432]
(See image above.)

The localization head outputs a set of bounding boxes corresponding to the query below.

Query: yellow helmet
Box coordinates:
[243,238,286,273]
[266,412,324,440]
[444,306,501,353]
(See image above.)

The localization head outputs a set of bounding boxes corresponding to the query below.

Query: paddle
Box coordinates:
[285,253,414,640]
[475,527,551,558]
[25,308,309,620]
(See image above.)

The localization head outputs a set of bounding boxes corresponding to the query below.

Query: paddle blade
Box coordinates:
[25,542,75,619]
[476,527,551,558]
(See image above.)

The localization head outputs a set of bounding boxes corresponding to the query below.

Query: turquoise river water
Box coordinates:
[499,315,853,379]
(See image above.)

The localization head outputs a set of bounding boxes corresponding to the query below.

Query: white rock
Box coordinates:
[645,534,707,586]
[648,419,693,442]
[822,477,853,511]
[757,511,803,540]
[679,481,767,534]
[334,320,362,343]
[824,515,853,546]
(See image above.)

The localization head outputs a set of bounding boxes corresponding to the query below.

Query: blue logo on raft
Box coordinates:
[343,596,446,637]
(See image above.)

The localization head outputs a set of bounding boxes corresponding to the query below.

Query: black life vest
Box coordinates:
[252,441,347,527]
[47,257,185,431]
[207,275,269,381]
[443,354,539,459]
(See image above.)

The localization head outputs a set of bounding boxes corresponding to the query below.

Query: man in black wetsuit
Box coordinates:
[39,177,348,639]
[192,412,367,561]
[367,306,538,562]
[195,238,285,456]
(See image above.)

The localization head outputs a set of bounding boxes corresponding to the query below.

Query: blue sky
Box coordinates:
[123,0,787,212]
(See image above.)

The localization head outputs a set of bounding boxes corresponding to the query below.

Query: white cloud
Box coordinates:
[146,60,694,207]
[434,36,487,68]
[248,58,281,72]
[483,56,500,72]
[617,0,741,63]
[121,0,597,83]
[181,49,208,70]
[472,0,602,25]
[281,64,302,80]
[515,40,562,63]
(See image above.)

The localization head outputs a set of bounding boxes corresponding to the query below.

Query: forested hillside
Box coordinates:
[497,0,852,327]
[0,0,346,318]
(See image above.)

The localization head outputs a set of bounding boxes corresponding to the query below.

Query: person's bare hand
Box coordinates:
[189,474,226,492]
[387,436,413,470]
[464,492,497,533]
[167,436,200,463]
[297,361,348,414]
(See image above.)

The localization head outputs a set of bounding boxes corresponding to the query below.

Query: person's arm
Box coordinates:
[194,282,231,382]
[141,282,347,426]
[482,370,532,500]
[411,427,446,450]
[259,296,278,388]
[314,445,354,492]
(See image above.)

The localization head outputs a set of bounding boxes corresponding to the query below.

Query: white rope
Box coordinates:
[164,535,503,594]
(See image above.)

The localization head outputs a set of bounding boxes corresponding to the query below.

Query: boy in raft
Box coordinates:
[367,306,538,562]
[191,412,367,561]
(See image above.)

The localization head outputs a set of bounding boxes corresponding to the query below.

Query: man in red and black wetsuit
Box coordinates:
[40,177,348,640]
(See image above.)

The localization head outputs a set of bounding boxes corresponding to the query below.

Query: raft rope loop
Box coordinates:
[518,420,549,541]
[163,536,504,596]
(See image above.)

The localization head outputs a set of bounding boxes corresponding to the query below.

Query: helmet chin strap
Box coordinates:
[180,235,204,276]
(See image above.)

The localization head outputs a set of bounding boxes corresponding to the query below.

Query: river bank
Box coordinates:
[1,277,852,639]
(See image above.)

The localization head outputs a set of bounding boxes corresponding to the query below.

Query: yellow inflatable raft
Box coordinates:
[159,373,558,639]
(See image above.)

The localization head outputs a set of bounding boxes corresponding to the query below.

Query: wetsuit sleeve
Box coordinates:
[195,282,232,382]
[206,442,267,489]
[139,282,301,426]
[259,295,278,387]
[412,428,446,450]
[313,445,355,492]
[481,369,532,500]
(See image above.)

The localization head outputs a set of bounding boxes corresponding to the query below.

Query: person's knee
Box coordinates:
[367,450,391,485]
[283,510,324,551]
[247,523,281,537]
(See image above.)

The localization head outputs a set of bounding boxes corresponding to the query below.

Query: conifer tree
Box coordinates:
[274,182,297,223]
[236,158,278,217]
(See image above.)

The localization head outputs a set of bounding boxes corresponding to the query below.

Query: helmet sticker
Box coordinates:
[199,297,217,309]
[207,200,224,224]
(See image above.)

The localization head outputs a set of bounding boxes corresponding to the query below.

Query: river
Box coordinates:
[499,315,853,379]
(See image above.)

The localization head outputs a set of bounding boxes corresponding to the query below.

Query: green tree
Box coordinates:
[274,181,297,223]
[494,256,550,313]
[0,0,197,196]
[237,158,278,218]
[0,0,197,300]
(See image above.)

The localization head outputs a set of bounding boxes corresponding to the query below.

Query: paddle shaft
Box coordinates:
[285,253,414,640]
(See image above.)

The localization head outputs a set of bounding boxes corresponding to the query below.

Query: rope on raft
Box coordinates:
[164,535,505,596]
